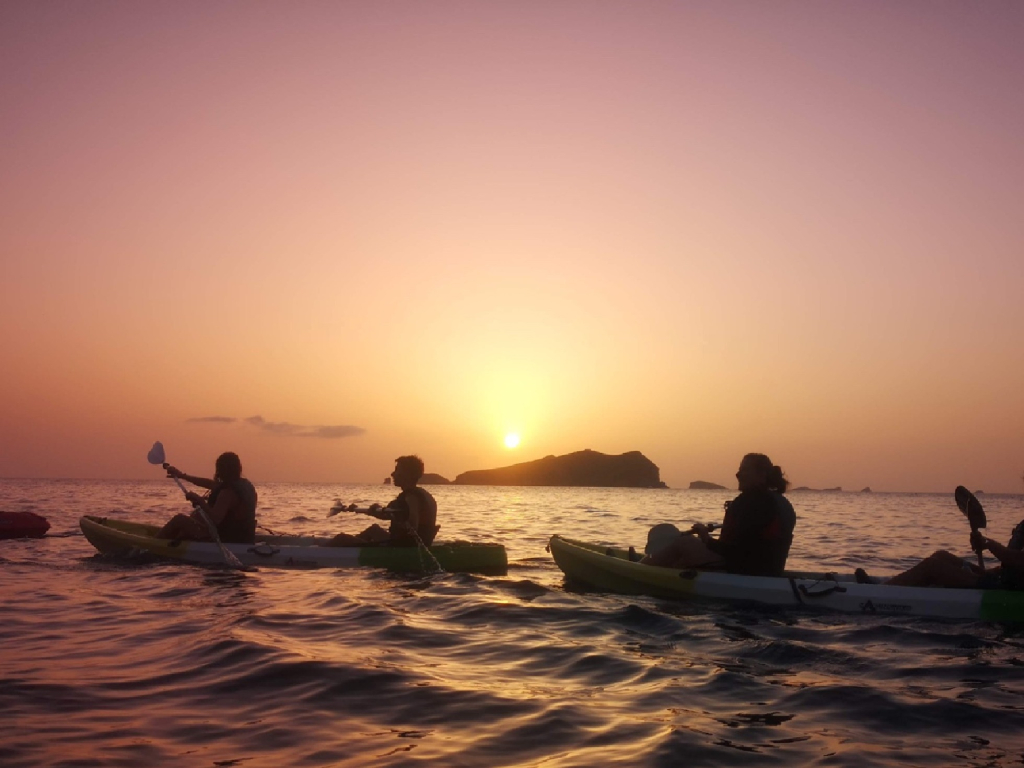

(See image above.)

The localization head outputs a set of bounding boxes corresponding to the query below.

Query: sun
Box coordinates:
[504,433,521,449]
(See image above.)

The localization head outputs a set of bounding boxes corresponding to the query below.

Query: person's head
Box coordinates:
[391,455,424,489]
[736,453,788,493]
[214,452,243,483]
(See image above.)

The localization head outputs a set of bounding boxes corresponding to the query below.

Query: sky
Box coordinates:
[2,1,1023,492]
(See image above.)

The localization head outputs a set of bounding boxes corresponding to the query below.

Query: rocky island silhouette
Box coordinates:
[688,480,729,490]
[421,449,668,488]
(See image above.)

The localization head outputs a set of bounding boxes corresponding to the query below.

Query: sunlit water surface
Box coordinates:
[2,480,1023,767]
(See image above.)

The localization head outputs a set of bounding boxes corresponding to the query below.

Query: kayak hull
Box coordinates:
[80,516,507,574]
[549,535,1024,622]
[0,511,50,539]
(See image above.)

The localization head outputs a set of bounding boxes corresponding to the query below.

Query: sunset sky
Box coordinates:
[2,2,1023,492]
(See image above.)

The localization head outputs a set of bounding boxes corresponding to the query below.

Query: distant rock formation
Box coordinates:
[453,449,668,488]
[823,487,842,492]
[689,480,728,490]
[420,473,451,485]
[383,477,392,485]
[860,487,872,493]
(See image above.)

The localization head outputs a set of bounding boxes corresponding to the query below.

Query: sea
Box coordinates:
[2,479,1023,767]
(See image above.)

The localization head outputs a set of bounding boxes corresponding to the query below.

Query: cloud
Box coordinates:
[300,425,366,439]
[187,414,365,439]
[244,415,302,434]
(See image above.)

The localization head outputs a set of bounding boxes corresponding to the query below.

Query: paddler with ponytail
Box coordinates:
[158,451,258,544]
[643,453,797,576]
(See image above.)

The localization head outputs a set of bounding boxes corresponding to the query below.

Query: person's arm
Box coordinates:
[186,487,236,527]
[977,535,1024,570]
[166,465,215,490]
[691,523,715,546]
[356,504,394,521]
[694,501,740,555]
[699,497,764,559]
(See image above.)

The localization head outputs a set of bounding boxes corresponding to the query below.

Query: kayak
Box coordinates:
[549,535,1024,622]
[0,511,50,539]
[80,516,507,574]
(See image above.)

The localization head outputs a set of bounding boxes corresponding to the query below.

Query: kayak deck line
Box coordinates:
[79,515,507,575]
[549,534,1024,622]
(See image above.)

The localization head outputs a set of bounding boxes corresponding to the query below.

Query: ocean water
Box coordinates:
[2,479,1023,767]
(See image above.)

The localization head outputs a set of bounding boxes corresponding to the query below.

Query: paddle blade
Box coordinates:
[954,485,986,531]
[147,441,166,466]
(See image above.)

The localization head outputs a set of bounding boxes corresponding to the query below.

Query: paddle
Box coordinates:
[147,441,248,571]
[955,485,987,570]
[328,501,383,518]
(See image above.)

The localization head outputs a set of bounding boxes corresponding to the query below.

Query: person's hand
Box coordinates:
[690,523,711,541]
[185,491,203,506]
[328,501,358,517]
[970,530,988,552]
[165,465,184,479]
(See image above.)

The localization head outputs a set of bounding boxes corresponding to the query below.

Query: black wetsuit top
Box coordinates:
[1001,519,1024,589]
[386,487,438,547]
[706,490,796,576]
[207,479,258,544]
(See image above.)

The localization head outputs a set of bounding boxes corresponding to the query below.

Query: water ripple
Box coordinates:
[3,480,1024,766]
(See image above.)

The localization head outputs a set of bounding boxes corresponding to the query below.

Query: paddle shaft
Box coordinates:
[972,524,985,570]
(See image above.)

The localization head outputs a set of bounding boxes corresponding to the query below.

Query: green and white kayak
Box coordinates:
[549,535,1024,622]
[80,516,507,574]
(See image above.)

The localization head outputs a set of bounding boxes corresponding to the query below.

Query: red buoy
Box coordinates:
[0,511,51,539]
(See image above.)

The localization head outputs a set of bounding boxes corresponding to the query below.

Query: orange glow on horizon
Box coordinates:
[2,4,1023,492]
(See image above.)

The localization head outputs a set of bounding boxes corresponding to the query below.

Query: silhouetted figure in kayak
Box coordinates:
[883,515,1024,589]
[329,455,438,547]
[158,452,258,544]
[643,453,796,576]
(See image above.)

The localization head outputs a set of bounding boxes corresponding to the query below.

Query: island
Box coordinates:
[453,449,668,488]
[689,480,729,490]
[419,473,451,485]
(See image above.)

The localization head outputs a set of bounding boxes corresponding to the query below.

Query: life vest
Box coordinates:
[207,479,258,543]
[1002,519,1024,589]
[1009,519,1024,551]
[387,487,438,546]
[716,491,796,576]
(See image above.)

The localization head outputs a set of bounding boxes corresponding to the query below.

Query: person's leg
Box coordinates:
[358,524,391,543]
[642,533,724,569]
[886,550,980,587]
[158,513,210,541]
